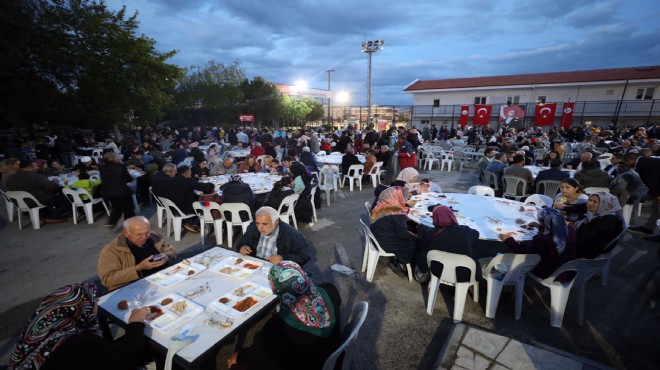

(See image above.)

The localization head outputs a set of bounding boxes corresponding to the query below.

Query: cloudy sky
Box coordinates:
[105,0,660,106]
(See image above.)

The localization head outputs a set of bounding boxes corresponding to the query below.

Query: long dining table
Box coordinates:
[97,247,278,370]
[407,192,542,242]
[202,172,282,195]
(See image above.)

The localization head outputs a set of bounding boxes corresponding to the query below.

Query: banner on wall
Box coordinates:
[534,103,557,126]
[460,105,469,127]
[560,102,575,129]
[473,105,492,125]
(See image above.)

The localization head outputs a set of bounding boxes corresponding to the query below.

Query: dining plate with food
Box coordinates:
[209,282,273,318]
[145,260,207,288]
[137,293,204,332]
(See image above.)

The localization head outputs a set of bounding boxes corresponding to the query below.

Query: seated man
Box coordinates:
[503,155,533,184]
[98,216,177,291]
[375,145,392,169]
[533,158,570,192]
[485,152,508,187]
[155,165,214,232]
[7,160,70,222]
[151,163,177,196]
[237,206,310,266]
[476,148,495,182]
[217,157,237,175]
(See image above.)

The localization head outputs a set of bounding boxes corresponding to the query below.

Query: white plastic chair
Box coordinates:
[426,250,479,322]
[360,219,413,282]
[584,187,610,195]
[192,201,224,246]
[5,191,47,230]
[529,258,607,327]
[319,166,338,205]
[597,153,613,170]
[150,187,166,228]
[482,254,541,320]
[524,194,553,208]
[1,188,16,222]
[439,151,454,171]
[91,149,104,164]
[158,196,197,241]
[467,185,495,197]
[309,186,318,224]
[317,150,327,156]
[277,193,300,229]
[359,219,371,273]
[482,170,500,194]
[417,148,428,169]
[322,301,369,370]
[502,175,530,201]
[220,203,254,248]
[367,161,383,188]
[256,155,267,166]
[536,180,562,197]
[61,187,110,224]
[424,151,440,171]
[588,228,628,286]
[341,164,364,191]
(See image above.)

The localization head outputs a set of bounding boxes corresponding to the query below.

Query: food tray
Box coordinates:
[145,260,206,288]
[209,257,264,279]
[209,282,272,318]
[139,293,205,332]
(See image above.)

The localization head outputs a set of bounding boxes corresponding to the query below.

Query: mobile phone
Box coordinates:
[152,254,166,262]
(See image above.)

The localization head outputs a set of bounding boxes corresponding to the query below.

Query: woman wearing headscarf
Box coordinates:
[396,167,420,194]
[500,207,577,279]
[414,205,480,284]
[290,162,315,223]
[228,261,341,370]
[8,283,148,370]
[370,187,418,274]
[574,192,625,258]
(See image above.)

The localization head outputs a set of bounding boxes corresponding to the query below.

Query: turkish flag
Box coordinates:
[472,105,492,125]
[459,105,469,127]
[560,102,574,129]
[534,103,557,126]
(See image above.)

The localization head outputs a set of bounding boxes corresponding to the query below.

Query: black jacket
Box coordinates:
[157,174,212,214]
[99,163,133,197]
[636,156,660,196]
[576,215,624,259]
[220,180,255,219]
[237,221,311,266]
[369,214,417,264]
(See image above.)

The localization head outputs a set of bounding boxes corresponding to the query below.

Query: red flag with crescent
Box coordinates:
[473,104,491,125]
[534,103,557,126]
[460,105,469,127]
[560,102,574,129]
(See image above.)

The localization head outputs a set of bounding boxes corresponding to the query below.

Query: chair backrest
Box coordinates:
[150,187,165,208]
[359,219,388,255]
[1,188,13,204]
[563,152,579,162]
[256,155,268,166]
[220,202,253,225]
[597,153,613,170]
[482,170,499,190]
[62,187,93,205]
[5,190,45,209]
[536,180,561,197]
[540,258,607,289]
[364,201,371,216]
[158,196,189,218]
[467,185,495,197]
[347,164,364,177]
[317,150,327,156]
[524,194,552,208]
[369,161,383,175]
[192,201,223,222]
[600,227,628,255]
[502,175,528,197]
[322,301,369,370]
[584,187,610,195]
[484,253,541,284]
[426,250,477,284]
[277,193,300,215]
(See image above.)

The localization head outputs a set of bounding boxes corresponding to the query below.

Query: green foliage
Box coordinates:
[301,97,325,122]
[239,76,284,126]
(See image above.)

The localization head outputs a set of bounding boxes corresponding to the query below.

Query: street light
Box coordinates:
[361,39,384,128]
[294,80,308,95]
[326,69,334,126]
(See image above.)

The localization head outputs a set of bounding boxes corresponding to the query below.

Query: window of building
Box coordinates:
[433,99,440,107]
[605,89,614,96]
[421,120,430,124]
[536,96,547,104]
[506,96,520,104]
[636,88,655,100]
[474,96,487,104]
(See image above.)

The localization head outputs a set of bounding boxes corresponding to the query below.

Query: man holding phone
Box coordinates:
[98,216,177,291]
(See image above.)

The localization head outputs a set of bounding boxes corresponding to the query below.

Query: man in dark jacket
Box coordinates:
[629,154,660,235]
[100,153,135,227]
[155,165,213,232]
[220,175,256,218]
[533,158,570,193]
[237,206,310,266]
[7,160,70,222]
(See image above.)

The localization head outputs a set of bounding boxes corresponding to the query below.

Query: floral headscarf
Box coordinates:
[575,192,624,228]
[371,186,408,223]
[537,207,569,255]
[432,205,458,229]
[8,283,100,370]
[269,261,336,339]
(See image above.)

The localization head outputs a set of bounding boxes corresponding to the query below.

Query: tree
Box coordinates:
[239,76,283,127]
[301,97,325,123]
[280,95,312,127]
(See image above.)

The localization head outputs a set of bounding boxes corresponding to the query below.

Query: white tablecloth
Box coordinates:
[204,173,281,194]
[225,150,251,159]
[97,247,277,366]
[525,166,575,179]
[315,154,366,166]
[407,193,541,241]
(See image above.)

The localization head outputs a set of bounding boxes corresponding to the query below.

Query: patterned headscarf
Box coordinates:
[8,283,100,370]
[370,186,408,223]
[537,208,569,255]
[269,261,336,339]
[575,192,624,228]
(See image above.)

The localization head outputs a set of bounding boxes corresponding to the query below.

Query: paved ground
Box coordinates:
[1,167,659,370]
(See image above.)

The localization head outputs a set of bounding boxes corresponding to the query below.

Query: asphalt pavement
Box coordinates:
[0,168,659,370]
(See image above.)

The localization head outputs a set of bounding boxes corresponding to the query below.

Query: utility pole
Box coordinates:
[361,40,384,129]
[326,69,334,126]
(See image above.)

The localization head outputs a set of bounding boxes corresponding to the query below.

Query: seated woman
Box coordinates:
[553,178,588,222]
[396,167,421,194]
[500,208,577,279]
[266,176,295,210]
[237,155,263,173]
[370,187,418,275]
[541,150,560,167]
[414,205,480,284]
[290,162,315,223]
[575,192,625,258]
[228,261,341,370]
[299,146,318,173]
[574,160,609,189]
[191,159,211,179]
[340,147,361,176]
[8,283,148,370]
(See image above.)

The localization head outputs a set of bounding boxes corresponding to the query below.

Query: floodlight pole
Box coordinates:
[361,40,384,129]
[326,69,334,126]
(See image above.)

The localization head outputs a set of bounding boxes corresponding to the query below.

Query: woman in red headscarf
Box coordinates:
[414,205,480,284]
